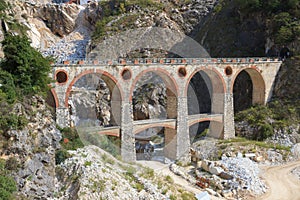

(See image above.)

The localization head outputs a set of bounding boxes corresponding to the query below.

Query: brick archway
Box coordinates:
[188,117,223,127]
[134,124,176,135]
[65,69,124,107]
[129,68,179,102]
[185,68,226,115]
[231,67,266,105]
[185,68,226,96]
[129,68,179,120]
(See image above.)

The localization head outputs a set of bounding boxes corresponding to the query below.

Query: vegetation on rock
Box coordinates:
[0,34,52,136]
[0,159,17,200]
[1,34,52,97]
[92,0,164,43]
[56,127,84,164]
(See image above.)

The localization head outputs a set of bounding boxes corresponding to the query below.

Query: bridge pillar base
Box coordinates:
[224,93,235,139]
[56,107,70,128]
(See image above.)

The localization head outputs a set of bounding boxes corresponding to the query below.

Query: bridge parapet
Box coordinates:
[54,57,281,66]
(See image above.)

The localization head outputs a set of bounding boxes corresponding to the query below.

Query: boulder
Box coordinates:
[196,161,202,168]
[253,156,264,162]
[195,191,210,200]
[205,188,217,196]
[222,190,233,198]
[201,159,213,172]
[219,172,233,180]
[209,166,224,175]
[244,153,256,159]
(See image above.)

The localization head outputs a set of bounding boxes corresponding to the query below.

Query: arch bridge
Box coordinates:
[50,57,282,163]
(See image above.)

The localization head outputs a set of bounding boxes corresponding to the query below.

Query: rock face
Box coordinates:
[292,143,300,159]
[37,3,80,37]
[0,0,91,59]
[1,96,61,199]
[87,0,216,59]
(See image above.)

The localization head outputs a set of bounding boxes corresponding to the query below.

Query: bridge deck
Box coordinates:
[77,126,121,137]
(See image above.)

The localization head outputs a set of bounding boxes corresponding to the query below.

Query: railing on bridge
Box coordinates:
[54,57,281,66]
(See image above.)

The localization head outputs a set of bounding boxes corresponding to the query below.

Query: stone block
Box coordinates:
[222,190,233,198]
[195,191,210,200]
[205,188,217,196]
[209,166,224,175]
[244,153,256,158]
[254,156,264,162]
[201,159,212,172]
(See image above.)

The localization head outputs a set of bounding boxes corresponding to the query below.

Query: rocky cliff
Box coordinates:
[1,96,61,199]
[55,145,195,200]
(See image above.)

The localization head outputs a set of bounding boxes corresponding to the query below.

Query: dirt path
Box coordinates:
[257,160,300,200]
[137,160,224,200]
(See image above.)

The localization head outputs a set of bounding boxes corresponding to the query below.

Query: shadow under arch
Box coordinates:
[185,68,226,115]
[48,88,59,109]
[65,69,124,126]
[134,125,177,161]
[189,119,224,143]
[232,67,266,112]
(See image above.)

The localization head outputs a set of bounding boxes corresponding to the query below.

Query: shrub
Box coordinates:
[0,159,17,200]
[59,127,84,150]
[55,127,84,164]
[55,149,70,165]
[0,69,16,104]
[1,34,52,96]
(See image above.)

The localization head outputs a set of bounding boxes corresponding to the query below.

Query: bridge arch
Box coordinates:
[129,68,179,101]
[185,68,225,115]
[65,69,124,107]
[130,68,179,120]
[231,67,266,112]
[49,88,59,108]
[188,117,223,127]
[64,69,124,126]
[134,124,176,135]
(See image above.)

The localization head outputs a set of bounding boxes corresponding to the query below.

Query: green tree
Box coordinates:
[0,69,16,103]
[1,34,52,96]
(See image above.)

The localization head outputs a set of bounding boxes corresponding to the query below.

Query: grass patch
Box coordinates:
[101,153,115,165]
[219,137,291,151]
[141,167,154,179]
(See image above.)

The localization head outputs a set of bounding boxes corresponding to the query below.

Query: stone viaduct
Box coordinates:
[50,57,282,163]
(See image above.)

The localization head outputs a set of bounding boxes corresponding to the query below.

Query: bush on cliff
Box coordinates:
[1,34,52,97]
[0,159,17,200]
